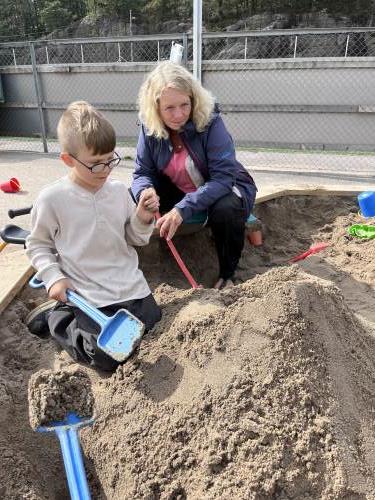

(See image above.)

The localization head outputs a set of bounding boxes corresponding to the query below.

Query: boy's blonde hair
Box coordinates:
[57,101,116,155]
[138,61,215,139]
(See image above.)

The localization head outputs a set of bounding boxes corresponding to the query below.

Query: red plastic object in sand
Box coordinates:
[0,177,20,193]
[247,229,263,246]
[156,212,199,289]
[289,242,330,263]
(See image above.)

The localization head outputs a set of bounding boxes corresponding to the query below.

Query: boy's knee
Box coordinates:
[135,294,162,332]
[148,309,162,332]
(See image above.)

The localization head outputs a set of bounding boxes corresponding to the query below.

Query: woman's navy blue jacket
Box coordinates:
[131,111,257,221]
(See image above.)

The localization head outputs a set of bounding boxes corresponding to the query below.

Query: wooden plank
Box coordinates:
[255,184,374,204]
[0,245,33,314]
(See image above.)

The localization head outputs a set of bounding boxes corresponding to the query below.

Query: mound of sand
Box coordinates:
[83,267,375,499]
[1,195,375,499]
[28,368,94,429]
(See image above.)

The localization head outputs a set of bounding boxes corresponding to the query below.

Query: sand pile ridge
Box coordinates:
[82,267,375,499]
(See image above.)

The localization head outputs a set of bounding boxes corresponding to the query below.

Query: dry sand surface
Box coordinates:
[28,367,94,430]
[1,195,375,499]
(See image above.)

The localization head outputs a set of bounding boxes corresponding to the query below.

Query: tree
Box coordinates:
[1,0,375,41]
[0,0,39,40]
[84,0,144,18]
[39,0,72,32]
[143,0,191,27]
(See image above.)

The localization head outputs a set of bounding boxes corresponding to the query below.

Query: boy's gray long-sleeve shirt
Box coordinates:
[26,176,153,307]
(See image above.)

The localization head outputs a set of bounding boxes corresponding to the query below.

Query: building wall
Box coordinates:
[1,59,375,151]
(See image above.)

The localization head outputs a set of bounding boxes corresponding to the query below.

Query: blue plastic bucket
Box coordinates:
[358,191,375,217]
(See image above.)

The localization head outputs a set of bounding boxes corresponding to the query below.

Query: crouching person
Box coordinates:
[26,101,161,371]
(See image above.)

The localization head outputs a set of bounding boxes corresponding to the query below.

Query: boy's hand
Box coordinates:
[136,188,160,224]
[48,278,72,302]
[156,208,183,240]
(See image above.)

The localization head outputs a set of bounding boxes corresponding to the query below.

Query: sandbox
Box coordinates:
[0,192,374,499]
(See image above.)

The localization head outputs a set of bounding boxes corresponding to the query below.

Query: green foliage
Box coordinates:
[142,0,191,29]
[84,0,142,17]
[1,0,375,41]
[39,1,72,32]
[0,0,39,40]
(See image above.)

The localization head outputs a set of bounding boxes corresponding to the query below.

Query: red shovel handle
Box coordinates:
[164,238,199,289]
[155,212,199,289]
[289,242,329,263]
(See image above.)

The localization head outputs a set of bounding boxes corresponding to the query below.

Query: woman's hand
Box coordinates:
[156,208,183,240]
[48,278,72,302]
[136,187,160,224]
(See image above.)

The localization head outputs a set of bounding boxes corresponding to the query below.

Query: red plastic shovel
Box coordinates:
[156,212,199,289]
[289,242,330,263]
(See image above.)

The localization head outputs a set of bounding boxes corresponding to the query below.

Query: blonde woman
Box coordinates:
[131,62,257,289]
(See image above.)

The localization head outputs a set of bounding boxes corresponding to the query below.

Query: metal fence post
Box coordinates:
[182,33,188,66]
[29,42,48,153]
[193,0,202,81]
[345,34,350,57]
[293,35,298,58]
[12,48,17,66]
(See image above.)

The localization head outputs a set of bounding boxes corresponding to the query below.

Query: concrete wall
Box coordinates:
[1,59,375,151]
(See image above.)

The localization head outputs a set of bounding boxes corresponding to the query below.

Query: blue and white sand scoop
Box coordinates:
[29,277,145,361]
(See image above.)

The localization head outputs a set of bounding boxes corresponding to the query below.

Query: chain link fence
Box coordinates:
[1,28,375,177]
[200,29,375,177]
[1,29,374,66]
[202,30,375,60]
[0,35,187,67]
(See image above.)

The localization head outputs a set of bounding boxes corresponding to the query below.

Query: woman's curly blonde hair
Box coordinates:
[138,61,215,139]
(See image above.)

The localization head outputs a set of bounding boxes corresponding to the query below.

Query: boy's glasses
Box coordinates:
[70,151,121,173]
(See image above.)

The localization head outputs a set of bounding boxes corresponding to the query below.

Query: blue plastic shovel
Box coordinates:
[37,412,94,500]
[29,277,145,361]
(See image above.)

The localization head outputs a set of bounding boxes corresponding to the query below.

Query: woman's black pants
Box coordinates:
[157,177,249,280]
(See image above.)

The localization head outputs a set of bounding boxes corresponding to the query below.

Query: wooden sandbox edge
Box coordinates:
[255,184,374,204]
[0,245,34,315]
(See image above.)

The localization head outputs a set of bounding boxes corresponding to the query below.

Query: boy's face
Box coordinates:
[62,145,116,192]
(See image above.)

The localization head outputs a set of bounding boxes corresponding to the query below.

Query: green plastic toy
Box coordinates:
[348,224,375,239]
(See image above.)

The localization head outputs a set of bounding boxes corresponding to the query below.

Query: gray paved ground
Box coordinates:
[1,151,375,232]
[1,140,375,178]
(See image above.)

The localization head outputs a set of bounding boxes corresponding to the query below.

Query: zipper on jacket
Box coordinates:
[179,132,208,179]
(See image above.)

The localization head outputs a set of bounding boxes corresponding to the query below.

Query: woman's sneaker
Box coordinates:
[213,278,235,290]
[25,300,57,338]
[222,279,234,289]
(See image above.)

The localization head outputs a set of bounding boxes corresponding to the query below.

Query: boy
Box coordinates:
[26,101,161,371]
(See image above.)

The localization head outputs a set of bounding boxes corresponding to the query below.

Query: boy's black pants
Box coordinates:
[48,294,161,372]
[157,176,249,280]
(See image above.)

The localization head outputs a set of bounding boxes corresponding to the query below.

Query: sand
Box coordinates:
[28,367,94,429]
[0,195,374,499]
